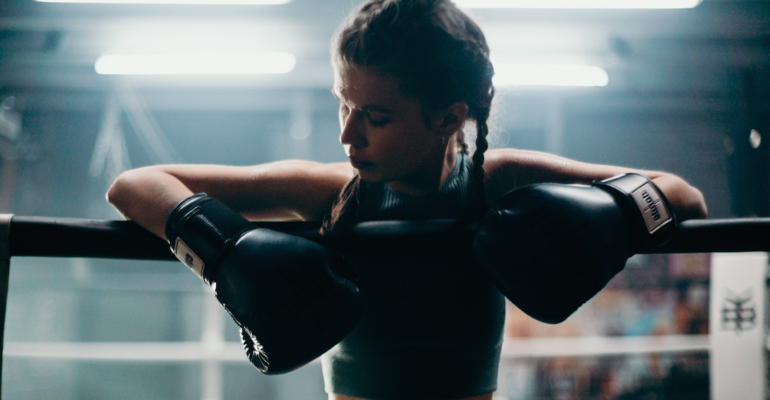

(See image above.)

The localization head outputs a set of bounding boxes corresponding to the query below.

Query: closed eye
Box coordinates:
[367,115,391,127]
[366,111,391,127]
[333,90,392,128]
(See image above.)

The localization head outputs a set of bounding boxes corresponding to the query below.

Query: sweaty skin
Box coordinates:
[107,69,707,400]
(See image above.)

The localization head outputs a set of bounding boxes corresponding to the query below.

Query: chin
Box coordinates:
[356,168,389,183]
[355,170,379,182]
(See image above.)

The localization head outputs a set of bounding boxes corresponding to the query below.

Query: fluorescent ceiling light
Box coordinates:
[95,53,296,75]
[494,64,608,87]
[456,0,700,9]
[38,0,289,4]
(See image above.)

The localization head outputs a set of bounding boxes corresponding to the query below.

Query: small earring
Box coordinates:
[442,136,447,145]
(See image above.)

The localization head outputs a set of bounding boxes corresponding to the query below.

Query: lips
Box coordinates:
[349,156,374,169]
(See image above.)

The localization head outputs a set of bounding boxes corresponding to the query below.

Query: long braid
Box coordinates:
[469,41,495,207]
[472,118,490,202]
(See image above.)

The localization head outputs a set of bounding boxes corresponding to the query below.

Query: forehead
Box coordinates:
[333,66,408,108]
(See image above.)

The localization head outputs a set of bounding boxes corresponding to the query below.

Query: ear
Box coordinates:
[436,102,469,136]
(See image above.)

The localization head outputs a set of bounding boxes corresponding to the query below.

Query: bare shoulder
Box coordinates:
[483,148,574,180]
[482,149,577,203]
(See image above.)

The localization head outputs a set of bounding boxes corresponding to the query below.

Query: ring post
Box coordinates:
[0,214,12,400]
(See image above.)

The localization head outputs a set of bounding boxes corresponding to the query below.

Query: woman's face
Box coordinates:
[333,66,447,192]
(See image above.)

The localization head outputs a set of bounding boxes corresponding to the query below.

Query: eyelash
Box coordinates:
[368,116,390,127]
[339,104,390,128]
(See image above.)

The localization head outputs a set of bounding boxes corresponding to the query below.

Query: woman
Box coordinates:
[107,1,708,399]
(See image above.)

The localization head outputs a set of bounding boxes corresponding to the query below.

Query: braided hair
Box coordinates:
[322,0,495,235]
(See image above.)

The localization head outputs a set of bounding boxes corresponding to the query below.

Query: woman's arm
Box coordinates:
[483,149,708,221]
[107,161,355,238]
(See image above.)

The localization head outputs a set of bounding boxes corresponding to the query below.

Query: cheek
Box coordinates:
[400,125,437,151]
[379,128,434,160]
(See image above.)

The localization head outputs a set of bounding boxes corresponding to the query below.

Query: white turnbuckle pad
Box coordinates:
[710,252,767,400]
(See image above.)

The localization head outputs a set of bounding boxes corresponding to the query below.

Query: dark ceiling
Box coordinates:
[0,0,768,95]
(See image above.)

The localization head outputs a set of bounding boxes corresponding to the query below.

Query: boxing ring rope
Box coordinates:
[0,216,768,398]
[7,216,770,259]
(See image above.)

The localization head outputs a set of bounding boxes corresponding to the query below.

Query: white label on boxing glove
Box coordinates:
[174,238,205,280]
[630,183,671,234]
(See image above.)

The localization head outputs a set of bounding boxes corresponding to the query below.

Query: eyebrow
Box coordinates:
[362,105,394,113]
[331,90,395,114]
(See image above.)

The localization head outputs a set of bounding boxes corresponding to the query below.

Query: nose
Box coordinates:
[339,110,367,149]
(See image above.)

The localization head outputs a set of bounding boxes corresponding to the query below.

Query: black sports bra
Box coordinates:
[321,153,506,399]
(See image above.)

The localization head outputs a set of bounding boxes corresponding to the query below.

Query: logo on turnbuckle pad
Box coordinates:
[721,288,756,333]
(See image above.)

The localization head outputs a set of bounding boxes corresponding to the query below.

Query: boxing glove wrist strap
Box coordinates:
[592,173,675,251]
[165,193,254,284]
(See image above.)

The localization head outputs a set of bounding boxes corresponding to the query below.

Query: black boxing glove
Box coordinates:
[472,174,674,324]
[165,193,363,374]
[592,173,675,253]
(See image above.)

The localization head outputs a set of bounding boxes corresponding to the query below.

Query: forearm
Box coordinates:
[107,167,194,238]
[485,150,709,221]
[566,159,709,222]
[544,154,708,221]
[107,162,353,238]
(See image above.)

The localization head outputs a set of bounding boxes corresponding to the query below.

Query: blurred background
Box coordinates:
[0,0,768,398]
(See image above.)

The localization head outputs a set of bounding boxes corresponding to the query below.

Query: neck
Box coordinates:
[387,136,458,196]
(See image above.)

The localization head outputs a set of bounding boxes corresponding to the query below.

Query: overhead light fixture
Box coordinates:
[95,53,296,75]
[456,0,700,9]
[493,64,608,87]
[38,0,289,4]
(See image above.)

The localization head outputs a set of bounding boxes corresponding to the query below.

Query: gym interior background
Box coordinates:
[0,0,768,398]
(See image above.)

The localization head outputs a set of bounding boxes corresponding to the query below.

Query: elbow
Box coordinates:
[106,171,129,207]
[105,173,124,207]
[106,169,144,216]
